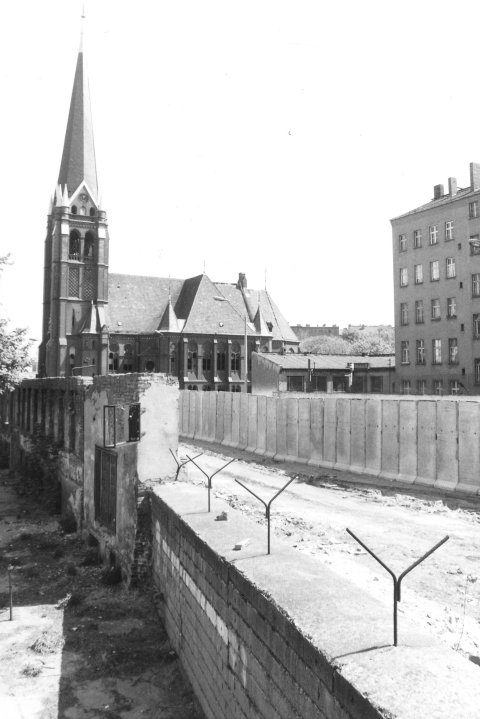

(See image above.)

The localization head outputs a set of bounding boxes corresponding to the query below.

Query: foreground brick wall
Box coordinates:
[151,484,480,719]
[152,491,353,719]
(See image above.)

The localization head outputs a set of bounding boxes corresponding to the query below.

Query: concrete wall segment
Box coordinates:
[435,400,458,491]
[334,398,350,472]
[380,400,399,481]
[458,401,480,493]
[179,391,480,497]
[398,400,417,483]
[416,400,437,486]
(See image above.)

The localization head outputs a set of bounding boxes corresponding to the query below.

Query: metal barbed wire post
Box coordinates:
[346,528,449,646]
[187,456,236,512]
[235,477,296,555]
[169,449,203,481]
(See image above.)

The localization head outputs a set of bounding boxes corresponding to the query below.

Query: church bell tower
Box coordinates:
[38,21,109,377]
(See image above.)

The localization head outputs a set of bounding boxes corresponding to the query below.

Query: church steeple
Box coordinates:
[57,20,98,201]
[38,14,109,378]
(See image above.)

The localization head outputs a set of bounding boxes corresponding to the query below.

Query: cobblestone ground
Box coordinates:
[0,470,202,719]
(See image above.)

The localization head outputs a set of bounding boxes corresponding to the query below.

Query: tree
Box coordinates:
[299,326,394,356]
[299,335,351,354]
[342,326,394,355]
[0,255,32,393]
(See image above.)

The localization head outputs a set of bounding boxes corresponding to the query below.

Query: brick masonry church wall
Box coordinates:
[179,390,480,496]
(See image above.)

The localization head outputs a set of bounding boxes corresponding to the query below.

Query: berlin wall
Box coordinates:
[179,391,480,496]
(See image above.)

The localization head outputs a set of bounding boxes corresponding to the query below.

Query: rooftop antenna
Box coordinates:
[203,259,206,275]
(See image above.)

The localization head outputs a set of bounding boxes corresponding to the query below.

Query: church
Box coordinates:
[38,30,298,391]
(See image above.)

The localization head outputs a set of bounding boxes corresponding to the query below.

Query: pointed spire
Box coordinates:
[158,298,180,332]
[253,306,271,335]
[57,16,98,202]
[55,184,63,206]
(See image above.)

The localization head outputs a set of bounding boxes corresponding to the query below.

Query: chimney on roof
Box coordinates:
[448,177,457,197]
[470,162,480,191]
[433,184,444,200]
[236,272,247,289]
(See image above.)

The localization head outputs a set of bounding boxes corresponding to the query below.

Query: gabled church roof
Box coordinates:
[106,271,298,343]
[57,42,98,200]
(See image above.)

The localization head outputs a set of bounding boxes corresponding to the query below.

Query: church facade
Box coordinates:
[38,38,298,390]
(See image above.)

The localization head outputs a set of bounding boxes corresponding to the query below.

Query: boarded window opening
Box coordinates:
[94,446,117,532]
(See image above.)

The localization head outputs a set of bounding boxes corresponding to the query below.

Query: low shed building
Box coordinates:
[251,353,395,395]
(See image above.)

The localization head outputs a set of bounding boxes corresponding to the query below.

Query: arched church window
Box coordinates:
[202,342,212,373]
[202,385,211,391]
[84,231,95,260]
[71,309,76,332]
[145,360,155,372]
[80,206,86,215]
[169,342,176,373]
[231,342,241,372]
[68,348,76,374]
[187,343,198,372]
[187,385,198,391]
[69,230,80,260]
[217,343,227,371]
[89,207,96,217]
[71,205,77,215]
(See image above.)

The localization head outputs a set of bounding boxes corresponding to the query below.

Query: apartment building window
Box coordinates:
[470,235,480,256]
[429,225,438,245]
[470,201,478,219]
[448,338,458,364]
[399,234,407,252]
[416,339,426,365]
[447,297,457,318]
[450,380,461,395]
[473,273,480,297]
[431,298,441,320]
[415,300,424,323]
[474,314,480,338]
[400,303,409,325]
[432,339,442,364]
[401,340,410,364]
[475,359,480,384]
[446,257,456,278]
[417,379,427,395]
[433,380,443,395]
[400,267,408,286]
[413,230,422,248]
[401,379,411,395]
[430,260,440,281]
[445,220,454,240]
[414,264,423,284]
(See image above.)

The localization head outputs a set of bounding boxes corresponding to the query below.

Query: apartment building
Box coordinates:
[392,162,480,395]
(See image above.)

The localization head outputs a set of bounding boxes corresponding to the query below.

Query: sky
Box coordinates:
[2,0,480,352]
